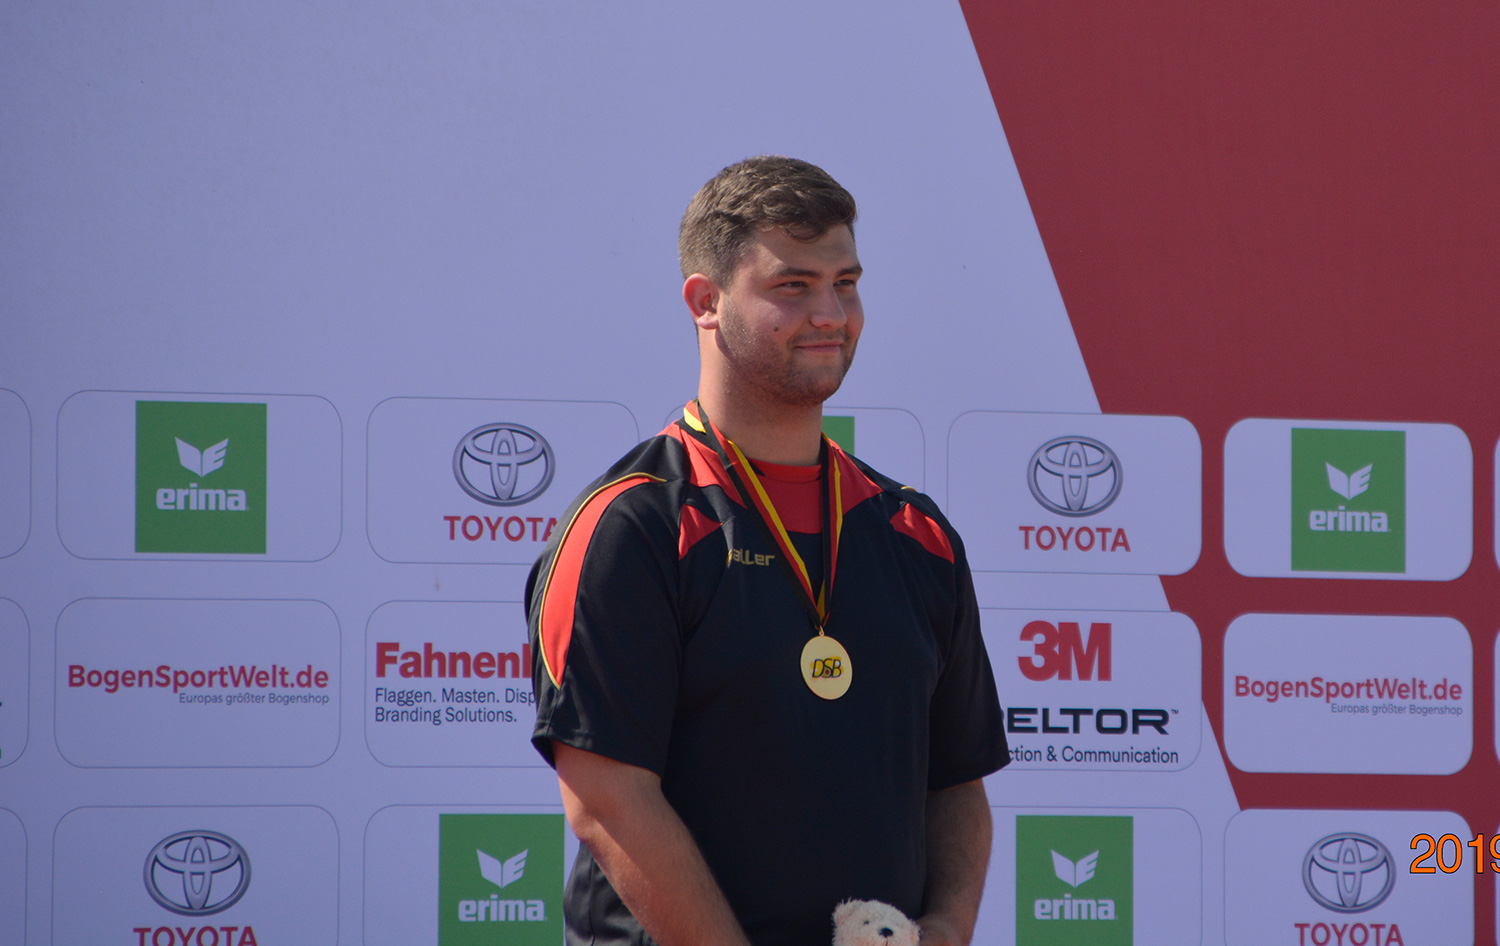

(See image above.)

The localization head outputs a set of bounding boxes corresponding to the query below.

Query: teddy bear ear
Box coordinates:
[833,899,861,924]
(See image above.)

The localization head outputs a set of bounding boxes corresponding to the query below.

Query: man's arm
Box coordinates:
[554,742,753,946]
[916,778,993,946]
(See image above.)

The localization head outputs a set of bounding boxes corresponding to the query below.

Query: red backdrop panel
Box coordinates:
[961,1,1500,940]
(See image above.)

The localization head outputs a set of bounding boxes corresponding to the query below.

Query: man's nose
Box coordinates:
[807,286,850,328]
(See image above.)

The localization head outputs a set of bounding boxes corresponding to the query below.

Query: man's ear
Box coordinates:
[682,273,721,330]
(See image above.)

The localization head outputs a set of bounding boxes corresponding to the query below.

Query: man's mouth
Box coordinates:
[795,335,846,352]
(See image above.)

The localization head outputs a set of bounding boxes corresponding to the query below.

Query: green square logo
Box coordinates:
[438,813,565,945]
[1016,815,1132,945]
[822,415,855,455]
[1290,428,1405,573]
[135,401,267,554]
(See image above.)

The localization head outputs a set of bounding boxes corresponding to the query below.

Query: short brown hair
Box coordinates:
[678,156,857,284]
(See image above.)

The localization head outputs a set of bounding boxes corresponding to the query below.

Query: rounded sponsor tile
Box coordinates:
[1225,809,1473,945]
[55,598,340,767]
[56,391,342,561]
[53,806,337,944]
[948,411,1201,575]
[1223,614,1471,775]
[1224,418,1472,581]
[985,609,1202,772]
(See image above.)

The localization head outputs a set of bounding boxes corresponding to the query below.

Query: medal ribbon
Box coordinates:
[687,400,842,633]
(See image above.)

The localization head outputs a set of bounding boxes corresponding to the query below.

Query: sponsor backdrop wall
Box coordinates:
[1,1,1492,943]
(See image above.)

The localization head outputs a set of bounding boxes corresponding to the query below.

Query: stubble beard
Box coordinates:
[718,306,856,410]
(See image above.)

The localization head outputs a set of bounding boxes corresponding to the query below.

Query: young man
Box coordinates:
[527,156,1007,946]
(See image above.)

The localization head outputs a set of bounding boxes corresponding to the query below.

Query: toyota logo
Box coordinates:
[453,423,555,507]
[1302,833,1395,913]
[1027,436,1122,517]
[144,830,251,916]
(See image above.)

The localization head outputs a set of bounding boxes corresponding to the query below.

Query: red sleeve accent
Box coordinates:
[678,504,721,559]
[538,476,655,687]
[891,503,955,563]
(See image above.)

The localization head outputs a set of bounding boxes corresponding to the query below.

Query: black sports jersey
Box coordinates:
[527,403,1007,946]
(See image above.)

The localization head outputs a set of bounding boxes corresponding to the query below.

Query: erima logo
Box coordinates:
[479,848,526,888]
[1016,814,1131,943]
[1310,463,1389,534]
[1291,428,1404,573]
[1035,848,1116,921]
[157,438,248,512]
[136,401,267,554]
[439,812,563,942]
[1327,463,1371,501]
[177,438,228,477]
[1053,849,1098,887]
[458,848,545,923]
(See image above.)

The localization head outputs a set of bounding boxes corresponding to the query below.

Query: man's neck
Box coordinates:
[695,386,824,466]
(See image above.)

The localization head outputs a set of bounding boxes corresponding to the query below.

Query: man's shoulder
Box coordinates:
[568,422,726,507]
[838,450,953,527]
[542,423,739,551]
[838,449,966,566]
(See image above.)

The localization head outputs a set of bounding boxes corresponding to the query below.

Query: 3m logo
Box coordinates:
[1018,621,1112,681]
[1016,815,1133,945]
[135,401,267,554]
[438,813,562,945]
[1291,429,1405,573]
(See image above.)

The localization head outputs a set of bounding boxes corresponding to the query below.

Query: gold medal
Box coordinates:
[801,633,852,700]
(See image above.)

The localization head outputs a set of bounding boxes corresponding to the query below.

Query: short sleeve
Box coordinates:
[925,530,1009,789]
[528,477,682,774]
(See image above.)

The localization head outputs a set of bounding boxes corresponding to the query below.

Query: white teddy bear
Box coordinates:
[832,899,921,946]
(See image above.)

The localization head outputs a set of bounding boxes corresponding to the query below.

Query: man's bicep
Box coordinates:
[554,742,663,826]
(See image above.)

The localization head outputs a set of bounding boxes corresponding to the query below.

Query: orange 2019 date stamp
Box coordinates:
[1409,833,1499,873]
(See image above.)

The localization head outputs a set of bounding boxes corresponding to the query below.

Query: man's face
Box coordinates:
[712,224,864,409]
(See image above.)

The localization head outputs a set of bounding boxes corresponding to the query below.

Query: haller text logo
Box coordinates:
[1016,815,1132,945]
[1291,429,1404,573]
[136,401,267,554]
[439,813,563,945]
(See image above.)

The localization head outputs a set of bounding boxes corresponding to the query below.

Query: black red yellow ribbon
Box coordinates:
[686,400,843,634]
